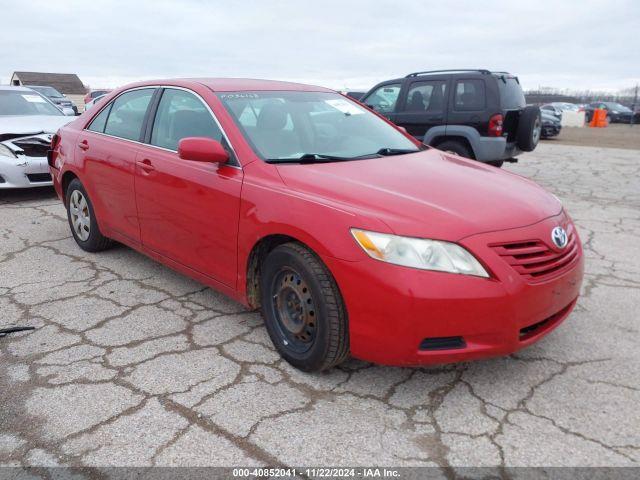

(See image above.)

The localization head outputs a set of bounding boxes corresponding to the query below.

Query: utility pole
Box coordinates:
[633,84,638,126]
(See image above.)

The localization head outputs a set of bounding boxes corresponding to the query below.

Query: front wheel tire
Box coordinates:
[436,140,473,159]
[65,178,113,252]
[260,242,349,372]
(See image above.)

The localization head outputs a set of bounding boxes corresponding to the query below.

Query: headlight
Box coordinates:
[0,144,16,158]
[351,229,489,278]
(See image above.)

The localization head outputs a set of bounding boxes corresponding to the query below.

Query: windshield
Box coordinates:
[496,76,526,110]
[29,86,64,98]
[604,102,631,112]
[218,91,420,162]
[0,90,64,116]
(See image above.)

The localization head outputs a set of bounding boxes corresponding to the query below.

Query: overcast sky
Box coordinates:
[2,0,639,92]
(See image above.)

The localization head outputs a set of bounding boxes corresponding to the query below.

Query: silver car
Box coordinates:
[0,86,74,189]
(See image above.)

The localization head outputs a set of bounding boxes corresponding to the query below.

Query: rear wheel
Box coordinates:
[260,242,349,372]
[436,140,473,159]
[65,178,113,252]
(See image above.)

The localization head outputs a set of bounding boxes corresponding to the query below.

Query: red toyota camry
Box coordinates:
[49,79,584,372]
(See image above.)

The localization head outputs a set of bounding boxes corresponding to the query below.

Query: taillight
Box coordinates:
[488,114,503,137]
[47,133,61,168]
[50,133,60,150]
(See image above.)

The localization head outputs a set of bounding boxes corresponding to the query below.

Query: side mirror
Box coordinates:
[178,137,229,164]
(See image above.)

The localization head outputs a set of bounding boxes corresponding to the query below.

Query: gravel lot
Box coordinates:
[545,123,640,150]
[1,143,639,471]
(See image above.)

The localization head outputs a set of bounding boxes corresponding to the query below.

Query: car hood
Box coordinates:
[276,149,562,241]
[0,115,73,140]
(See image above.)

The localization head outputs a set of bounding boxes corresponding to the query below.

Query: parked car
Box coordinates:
[84,89,112,106]
[584,102,633,123]
[27,85,77,115]
[541,111,562,138]
[548,102,580,112]
[0,86,73,188]
[540,104,563,120]
[84,94,107,110]
[50,78,583,372]
[359,70,541,168]
[345,91,365,100]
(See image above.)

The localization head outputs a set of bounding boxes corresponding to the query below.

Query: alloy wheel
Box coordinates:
[69,190,90,241]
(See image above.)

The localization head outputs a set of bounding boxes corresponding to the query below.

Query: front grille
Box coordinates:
[12,137,50,157]
[490,224,579,282]
[26,173,52,183]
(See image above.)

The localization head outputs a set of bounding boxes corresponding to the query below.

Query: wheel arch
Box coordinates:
[430,135,476,159]
[61,170,80,205]
[244,233,328,310]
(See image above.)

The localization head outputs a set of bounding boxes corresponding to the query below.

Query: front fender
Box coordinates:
[236,169,390,301]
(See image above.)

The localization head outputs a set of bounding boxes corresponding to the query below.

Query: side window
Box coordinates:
[151,88,223,151]
[363,84,401,114]
[454,79,486,111]
[87,104,112,133]
[405,81,447,112]
[104,89,154,141]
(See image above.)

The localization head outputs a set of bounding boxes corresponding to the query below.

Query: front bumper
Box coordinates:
[0,155,53,188]
[325,212,583,366]
[610,113,632,123]
[542,123,562,138]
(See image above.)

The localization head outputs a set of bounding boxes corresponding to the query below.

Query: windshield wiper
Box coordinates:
[375,148,420,156]
[347,148,421,160]
[266,148,422,164]
[266,153,350,164]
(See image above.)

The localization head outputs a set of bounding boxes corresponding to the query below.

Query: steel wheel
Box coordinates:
[69,190,90,241]
[270,267,317,353]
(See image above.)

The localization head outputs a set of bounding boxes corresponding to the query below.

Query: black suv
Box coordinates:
[359,70,541,167]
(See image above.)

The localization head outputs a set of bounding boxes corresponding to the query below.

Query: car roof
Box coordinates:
[115,78,335,93]
[370,70,510,86]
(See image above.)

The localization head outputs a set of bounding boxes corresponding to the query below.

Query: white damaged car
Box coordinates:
[0,86,74,188]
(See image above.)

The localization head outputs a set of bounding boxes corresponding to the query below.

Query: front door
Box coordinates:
[134,87,243,287]
[361,82,402,123]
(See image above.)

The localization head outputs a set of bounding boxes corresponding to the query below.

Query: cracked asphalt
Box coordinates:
[0,143,639,470]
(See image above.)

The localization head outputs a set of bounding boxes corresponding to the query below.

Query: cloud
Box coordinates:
[2,0,638,92]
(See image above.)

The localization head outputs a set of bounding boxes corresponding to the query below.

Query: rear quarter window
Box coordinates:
[497,77,526,110]
[87,104,112,133]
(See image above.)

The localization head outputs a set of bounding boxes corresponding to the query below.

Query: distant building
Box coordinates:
[10,71,87,112]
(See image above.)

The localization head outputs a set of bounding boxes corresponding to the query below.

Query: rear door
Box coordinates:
[134,87,243,287]
[446,78,489,136]
[393,79,449,140]
[76,87,156,243]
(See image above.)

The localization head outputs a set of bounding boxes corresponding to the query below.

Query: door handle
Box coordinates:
[78,140,89,151]
[137,159,155,173]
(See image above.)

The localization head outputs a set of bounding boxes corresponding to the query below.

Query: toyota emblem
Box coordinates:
[551,226,568,249]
